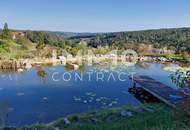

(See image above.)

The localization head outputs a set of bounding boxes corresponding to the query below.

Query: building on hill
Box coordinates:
[11,32,25,40]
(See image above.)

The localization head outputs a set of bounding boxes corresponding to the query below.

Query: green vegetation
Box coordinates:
[0,23,12,56]
[20,104,190,130]
[0,40,10,53]
[1,23,190,61]
[0,39,29,59]
[0,23,70,59]
[0,23,11,40]
[0,23,32,59]
[37,69,47,78]
[170,69,190,88]
[84,28,190,51]
[69,28,190,57]
[143,53,190,62]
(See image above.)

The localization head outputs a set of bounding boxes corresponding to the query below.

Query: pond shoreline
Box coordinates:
[0,55,181,72]
[18,103,190,130]
[20,103,163,128]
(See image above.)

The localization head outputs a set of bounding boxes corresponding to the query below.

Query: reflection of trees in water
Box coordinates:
[136,62,150,69]
[64,63,86,73]
[0,99,10,128]
[78,64,86,73]
[0,70,20,82]
[64,63,75,71]
[179,63,190,68]
[0,70,17,74]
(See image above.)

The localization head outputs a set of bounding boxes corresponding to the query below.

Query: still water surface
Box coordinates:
[0,62,177,126]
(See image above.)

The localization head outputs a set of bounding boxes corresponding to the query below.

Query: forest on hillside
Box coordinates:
[69,28,190,53]
[1,23,190,55]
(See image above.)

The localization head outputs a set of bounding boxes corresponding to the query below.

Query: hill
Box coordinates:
[7,27,190,52]
[67,28,190,52]
[1,25,190,60]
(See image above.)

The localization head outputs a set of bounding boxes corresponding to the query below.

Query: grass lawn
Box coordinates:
[20,103,190,130]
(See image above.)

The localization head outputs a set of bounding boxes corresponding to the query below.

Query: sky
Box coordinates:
[0,0,189,32]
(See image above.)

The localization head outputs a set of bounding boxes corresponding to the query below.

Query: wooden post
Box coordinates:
[133,82,136,88]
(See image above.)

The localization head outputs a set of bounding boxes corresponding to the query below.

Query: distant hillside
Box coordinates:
[18,30,96,38]
[66,28,190,51]
[1,27,190,59]
[48,31,97,38]
[6,27,190,52]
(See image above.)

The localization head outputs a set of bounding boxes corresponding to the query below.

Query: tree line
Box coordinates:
[0,23,71,49]
[0,23,11,40]
[83,28,190,53]
[1,23,190,54]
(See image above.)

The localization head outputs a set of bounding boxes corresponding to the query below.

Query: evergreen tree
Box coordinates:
[36,32,45,50]
[2,23,11,40]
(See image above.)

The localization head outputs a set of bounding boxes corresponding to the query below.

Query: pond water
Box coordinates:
[0,62,178,126]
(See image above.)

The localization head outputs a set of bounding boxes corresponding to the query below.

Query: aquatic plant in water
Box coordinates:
[37,69,47,78]
[170,69,190,88]
[170,70,190,120]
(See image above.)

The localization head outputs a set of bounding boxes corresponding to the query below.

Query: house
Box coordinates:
[11,32,25,40]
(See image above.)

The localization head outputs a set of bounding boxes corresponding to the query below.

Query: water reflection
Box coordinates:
[0,62,181,126]
[135,62,150,69]
[0,99,10,128]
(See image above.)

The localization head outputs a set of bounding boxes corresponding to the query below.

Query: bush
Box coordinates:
[0,40,10,53]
